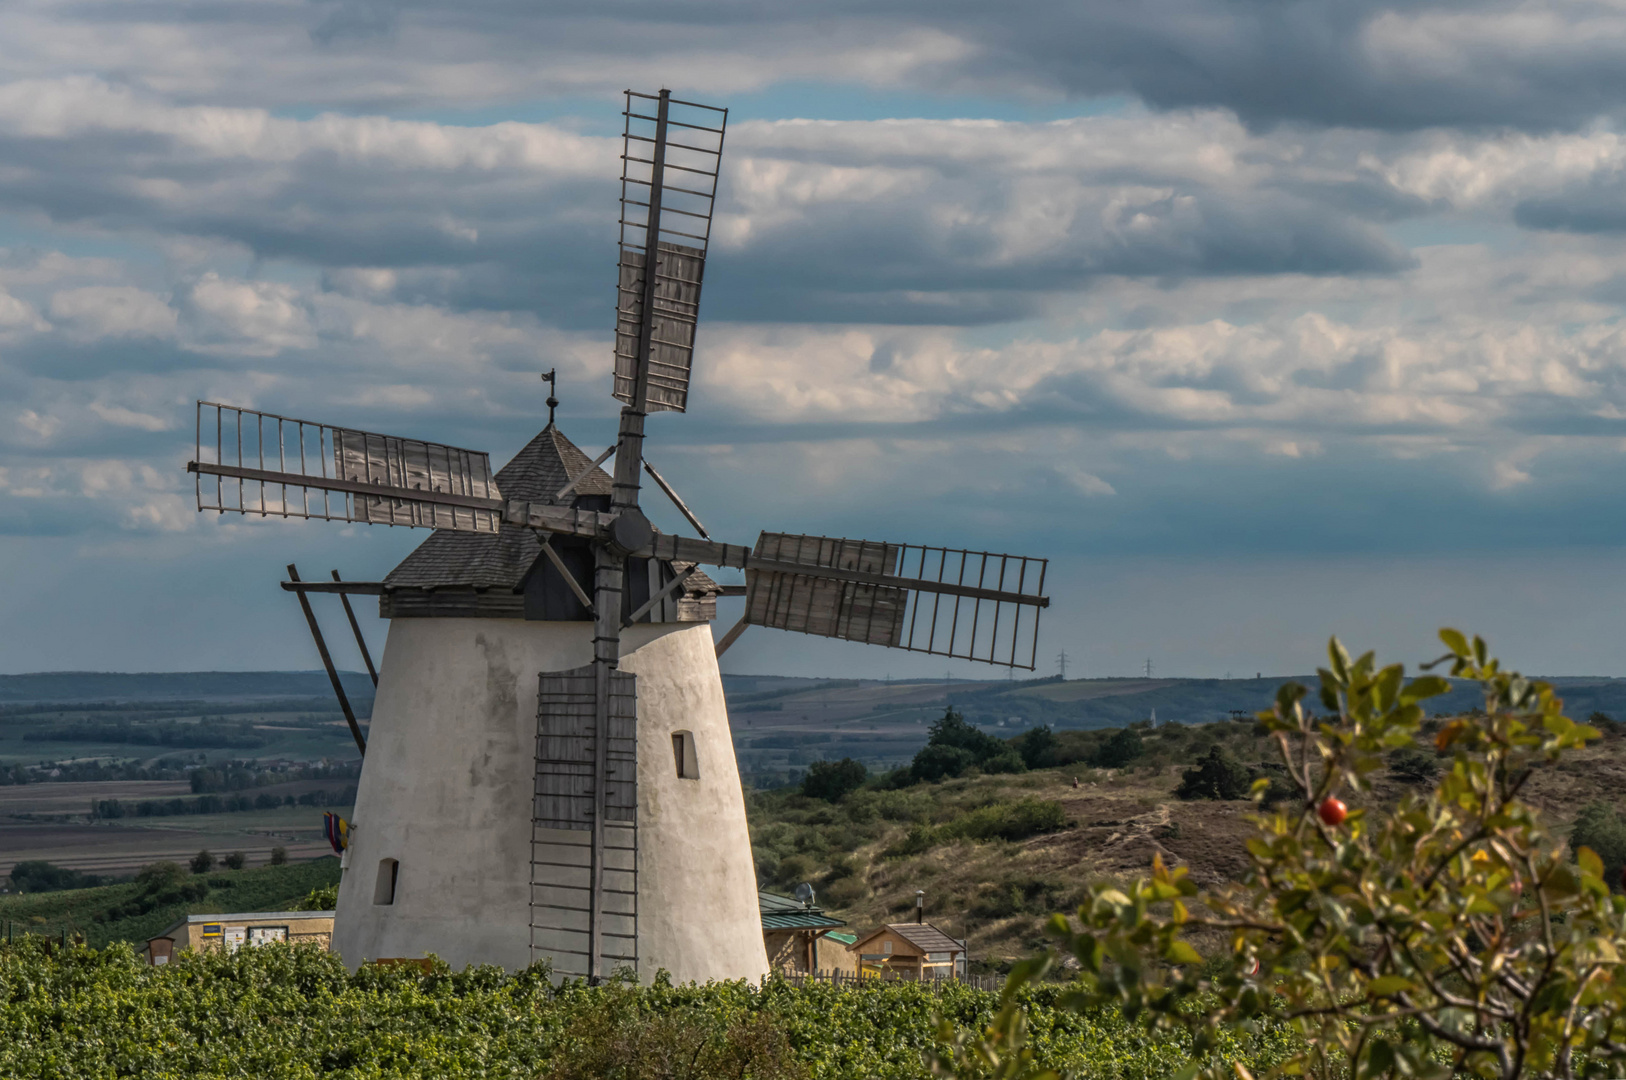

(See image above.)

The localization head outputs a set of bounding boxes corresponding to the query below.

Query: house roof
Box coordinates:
[759,890,847,931]
[847,922,965,955]
[149,911,333,941]
[383,423,717,598]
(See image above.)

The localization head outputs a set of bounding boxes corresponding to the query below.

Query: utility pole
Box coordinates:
[1144,658,1153,679]
[1057,650,1068,680]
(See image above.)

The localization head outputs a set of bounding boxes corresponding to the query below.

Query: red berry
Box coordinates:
[1318,797,1348,826]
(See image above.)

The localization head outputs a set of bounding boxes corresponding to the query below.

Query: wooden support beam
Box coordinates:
[280,580,385,595]
[332,570,378,687]
[714,615,750,658]
[624,565,696,627]
[642,458,709,538]
[555,443,618,501]
[537,534,596,613]
[287,564,367,757]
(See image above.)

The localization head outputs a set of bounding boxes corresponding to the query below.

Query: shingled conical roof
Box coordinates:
[380,424,716,618]
[382,424,614,593]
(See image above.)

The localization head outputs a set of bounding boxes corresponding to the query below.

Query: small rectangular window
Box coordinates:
[374,858,399,905]
[671,731,699,780]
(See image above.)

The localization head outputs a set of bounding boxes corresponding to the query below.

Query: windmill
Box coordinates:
[185,90,1051,982]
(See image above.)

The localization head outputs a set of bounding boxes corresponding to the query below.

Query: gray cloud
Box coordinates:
[9,1,1626,133]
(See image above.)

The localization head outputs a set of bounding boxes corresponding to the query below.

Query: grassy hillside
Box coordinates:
[751,709,1626,970]
[0,857,340,948]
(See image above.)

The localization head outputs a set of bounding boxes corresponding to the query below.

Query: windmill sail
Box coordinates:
[612,91,726,414]
[745,534,909,648]
[649,531,1050,670]
[189,401,503,533]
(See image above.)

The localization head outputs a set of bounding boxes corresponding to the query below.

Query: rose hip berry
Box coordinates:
[1318,797,1348,826]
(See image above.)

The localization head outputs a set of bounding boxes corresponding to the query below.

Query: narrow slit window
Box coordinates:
[374,858,399,905]
[671,730,699,780]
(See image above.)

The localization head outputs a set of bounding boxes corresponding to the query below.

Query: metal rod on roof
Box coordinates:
[332,570,379,687]
[287,564,366,757]
[555,443,618,502]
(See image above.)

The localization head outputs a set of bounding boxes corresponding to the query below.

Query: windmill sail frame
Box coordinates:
[613,91,726,414]
[741,533,1048,670]
[191,402,503,533]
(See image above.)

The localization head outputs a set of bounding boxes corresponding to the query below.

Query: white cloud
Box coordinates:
[88,402,172,432]
[49,286,176,340]
[1056,464,1116,496]
[177,273,313,357]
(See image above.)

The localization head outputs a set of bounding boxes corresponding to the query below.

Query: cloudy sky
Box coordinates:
[5,0,1626,680]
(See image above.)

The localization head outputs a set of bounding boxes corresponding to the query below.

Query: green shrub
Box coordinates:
[946,630,1626,1080]
[944,799,1067,843]
[910,744,976,783]
[7,861,103,894]
[1093,727,1143,768]
[979,748,1027,775]
[1011,725,1058,768]
[1173,745,1252,800]
[294,883,337,911]
[801,758,867,802]
[1571,801,1626,889]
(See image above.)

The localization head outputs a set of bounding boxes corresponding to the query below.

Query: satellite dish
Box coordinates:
[794,882,816,907]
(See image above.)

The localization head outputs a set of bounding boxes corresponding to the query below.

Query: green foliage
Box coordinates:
[907,709,1020,783]
[1092,727,1143,769]
[7,861,104,894]
[268,846,287,865]
[1589,710,1620,737]
[0,939,1292,1079]
[884,800,1066,857]
[913,744,978,782]
[1173,745,1253,800]
[802,757,868,802]
[944,800,1067,843]
[948,629,1626,1080]
[1011,725,1058,769]
[189,849,214,874]
[294,883,338,911]
[1571,801,1626,891]
[222,851,246,870]
[928,709,1008,761]
[0,857,342,949]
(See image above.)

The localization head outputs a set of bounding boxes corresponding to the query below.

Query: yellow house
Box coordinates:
[144,911,335,966]
[847,921,967,980]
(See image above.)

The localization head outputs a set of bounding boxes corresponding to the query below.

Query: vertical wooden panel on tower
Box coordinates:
[530,665,638,980]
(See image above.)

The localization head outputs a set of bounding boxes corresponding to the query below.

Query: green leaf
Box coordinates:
[1405,675,1451,700]
[1439,628,1468,655]
[1366,975,1416,997]
[1578,845,1604,879]
[1164,940,1203,965]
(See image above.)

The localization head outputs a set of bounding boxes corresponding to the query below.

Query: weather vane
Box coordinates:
[541,368,558,425]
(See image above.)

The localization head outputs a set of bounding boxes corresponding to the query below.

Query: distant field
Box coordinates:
[0,822,334,876]
[0,781,192,815]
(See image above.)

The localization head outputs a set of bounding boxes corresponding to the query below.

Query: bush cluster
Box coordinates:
[0,939,1293,1079]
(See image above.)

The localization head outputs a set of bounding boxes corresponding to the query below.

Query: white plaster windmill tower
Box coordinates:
[185,90,1051,982]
